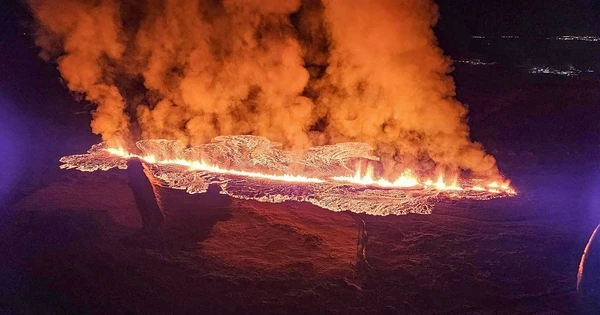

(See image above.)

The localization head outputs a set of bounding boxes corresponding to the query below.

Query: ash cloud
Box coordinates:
[27,0,500,178]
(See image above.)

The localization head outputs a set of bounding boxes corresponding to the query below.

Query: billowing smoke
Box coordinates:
[27,0,500,178]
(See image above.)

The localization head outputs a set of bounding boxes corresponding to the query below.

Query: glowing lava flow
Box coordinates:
[332,164,419,188]
[60,136,516,215]
[105,148,326,184]
[105,146,513,194]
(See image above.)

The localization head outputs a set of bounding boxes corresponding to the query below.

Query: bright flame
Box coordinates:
[332,165,419,188]
[103,145,515,194]
[429,174,463,191]
[106,148,326,184]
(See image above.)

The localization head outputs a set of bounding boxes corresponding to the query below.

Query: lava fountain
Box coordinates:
[60,135,515,216]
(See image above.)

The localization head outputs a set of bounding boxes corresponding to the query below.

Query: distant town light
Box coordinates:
[528,66,594,77]
[549,36,600,42]
[471,35,600,42]
[455,59,496,66]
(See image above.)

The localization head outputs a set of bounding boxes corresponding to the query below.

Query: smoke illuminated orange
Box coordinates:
[30,0,504,181]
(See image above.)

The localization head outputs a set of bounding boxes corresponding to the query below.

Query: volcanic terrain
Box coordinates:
[1,2,600,314]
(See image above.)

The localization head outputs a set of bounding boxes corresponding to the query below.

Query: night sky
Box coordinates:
[437,0,599,36]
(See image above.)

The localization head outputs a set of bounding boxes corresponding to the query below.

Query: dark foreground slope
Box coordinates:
[1,156,599,314]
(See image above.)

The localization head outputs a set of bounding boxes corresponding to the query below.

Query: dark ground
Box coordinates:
[2,3,600,315]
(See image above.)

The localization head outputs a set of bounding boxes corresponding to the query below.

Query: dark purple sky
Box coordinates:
[437,0,599,37]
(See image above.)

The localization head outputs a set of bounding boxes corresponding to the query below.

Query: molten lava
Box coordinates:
[60,136,515,216]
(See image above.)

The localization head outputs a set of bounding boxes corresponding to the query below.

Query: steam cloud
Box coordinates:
[27,0,500,178]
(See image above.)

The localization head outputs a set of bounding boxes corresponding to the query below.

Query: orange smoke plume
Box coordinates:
[27,0,502,180]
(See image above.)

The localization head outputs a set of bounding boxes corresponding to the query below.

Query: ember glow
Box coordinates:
[60,136,515,216]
